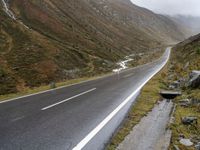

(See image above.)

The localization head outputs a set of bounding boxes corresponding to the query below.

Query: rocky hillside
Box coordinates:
[167,33,200,150]
[0,0,188,95]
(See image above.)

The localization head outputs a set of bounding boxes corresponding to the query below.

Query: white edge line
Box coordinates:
[41,88,96,111]
[0,48,169,105]
[72,48,171,150]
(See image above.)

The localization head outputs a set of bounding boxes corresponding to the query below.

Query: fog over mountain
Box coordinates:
[131,0,200,35]
[171,15,200,35]
[130,0,200,16]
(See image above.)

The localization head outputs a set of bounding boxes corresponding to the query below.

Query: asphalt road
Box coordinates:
[0,48,171,150]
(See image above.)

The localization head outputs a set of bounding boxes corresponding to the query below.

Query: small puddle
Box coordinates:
[117,100,173,150]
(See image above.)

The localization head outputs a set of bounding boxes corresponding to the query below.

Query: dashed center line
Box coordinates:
[41,88,96,111]
[11,116,25,122]
[123,73,134,78]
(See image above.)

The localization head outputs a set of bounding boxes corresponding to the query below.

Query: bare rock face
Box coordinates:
[188,70,200,88]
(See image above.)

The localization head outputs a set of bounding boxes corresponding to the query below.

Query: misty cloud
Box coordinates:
[130,0,200,16]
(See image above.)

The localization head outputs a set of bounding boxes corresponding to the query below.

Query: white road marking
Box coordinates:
[72,48,171,150]
[123,73,134,78]
[41,88,96,110]
[0,78,100,104]
[11,116,25,122]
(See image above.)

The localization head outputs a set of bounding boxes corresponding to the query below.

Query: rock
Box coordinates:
[195,142,200,150]
[182,116,198,125]
[179,99,190,103]
[180,103,190,107]
[180,138,193,146]
[179,99,190,107]
[188,70,200,88]
[169,81,180,89]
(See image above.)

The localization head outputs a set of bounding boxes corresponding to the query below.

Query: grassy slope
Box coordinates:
[0,7,63,94]
[0,47,164,102]
[0,0,156,95]
[0,0,187,96]
[169,34,200,150]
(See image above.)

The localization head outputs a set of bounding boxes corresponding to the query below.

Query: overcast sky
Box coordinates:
[130,0,200,17]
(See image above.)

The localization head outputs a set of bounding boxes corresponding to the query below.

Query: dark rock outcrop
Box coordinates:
[188,70,200,88]
[182,116,198,125]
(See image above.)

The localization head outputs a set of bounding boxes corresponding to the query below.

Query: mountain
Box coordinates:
[170,15,200,37]
[0,0,187,95]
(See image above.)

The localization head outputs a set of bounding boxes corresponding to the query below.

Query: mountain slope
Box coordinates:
[171,15,200,36]
[0,0,187,95]
[168,33,200,150]
[173,33,200,76]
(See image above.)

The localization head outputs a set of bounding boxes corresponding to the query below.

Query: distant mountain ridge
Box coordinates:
[0,0,189,94]
[170,15,200,36]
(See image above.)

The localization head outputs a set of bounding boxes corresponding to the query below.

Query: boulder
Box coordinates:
[179,99,190,107]
[182,116,198,125]
[180,138,193,146]
[188,70,200,88]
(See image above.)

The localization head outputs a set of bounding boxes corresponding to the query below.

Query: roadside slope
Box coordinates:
[169,34,200,150]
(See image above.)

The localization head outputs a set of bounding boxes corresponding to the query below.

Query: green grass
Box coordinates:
[0,75,107,102]
[170,104,200,150]
[0,50,164,102]
[169,89,200,150]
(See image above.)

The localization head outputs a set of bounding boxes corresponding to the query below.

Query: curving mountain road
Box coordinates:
[0,47,171,150]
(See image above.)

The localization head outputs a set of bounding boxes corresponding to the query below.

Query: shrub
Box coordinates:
[196,47,200,55]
